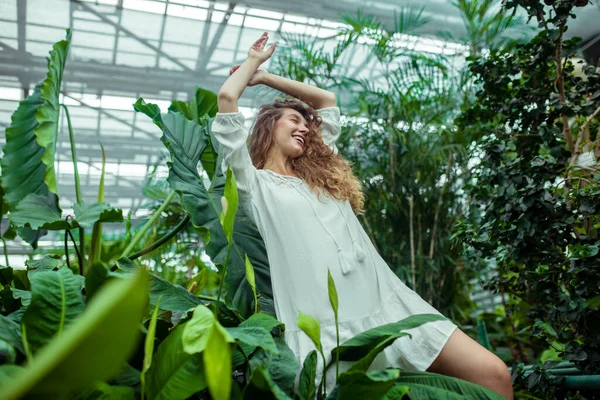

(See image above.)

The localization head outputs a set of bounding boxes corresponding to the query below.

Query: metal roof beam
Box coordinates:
[72,0,194,73]
[197,2,235,72]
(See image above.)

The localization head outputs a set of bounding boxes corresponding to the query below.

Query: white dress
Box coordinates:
[212,107,458,393]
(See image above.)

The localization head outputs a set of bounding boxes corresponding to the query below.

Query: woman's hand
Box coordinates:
[248,32,276,64]
[230,65,268,86]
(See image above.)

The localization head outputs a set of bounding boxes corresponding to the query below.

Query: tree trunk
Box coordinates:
[429,152,453,260]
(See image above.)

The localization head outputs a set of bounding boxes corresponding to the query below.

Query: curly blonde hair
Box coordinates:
[248,98,364,213]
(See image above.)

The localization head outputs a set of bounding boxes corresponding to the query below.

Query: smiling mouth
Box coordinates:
[292,135,305,146]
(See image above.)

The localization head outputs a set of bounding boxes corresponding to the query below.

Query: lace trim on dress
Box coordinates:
[259,169,304,188]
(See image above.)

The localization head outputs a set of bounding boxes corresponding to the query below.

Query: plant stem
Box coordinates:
[89,144,106,269]
[197,294,218,302]
[61,104,82,203]
[64,230,71,271]
[61,104,86,272]
[215,242,232,318]
[128,215,190,261]
[121,191,176,258]
[320,349,327,398]
[66,229,82,270]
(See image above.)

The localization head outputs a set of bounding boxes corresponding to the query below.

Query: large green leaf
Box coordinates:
[22,267,85,354]
[243,364,294,400]
[9,198,123,231]
[26,255,62,275]
[298,350,318,400]
[73,202,123,229]
[180,305,218,353]
[239,312,285,335]
[332,314,447,361]
[0,315,24,355]
[204,320,234,400]
[249,337,299,395]
[168,86,219,120]
[380,385,410,400]
[133,98,163,130]
[329,369,400,400]
[226,326,279,354]
[298,310,322,351]
[2,269,149,399]
[157,111,272,318]
[145,323,207,400]
[8,193,68,231]
[347,335,398,373]
[394,371,505,400]
[0,29,71,207]
[220,166,238,246]
[141,299,161,398]
[149,273,203,313]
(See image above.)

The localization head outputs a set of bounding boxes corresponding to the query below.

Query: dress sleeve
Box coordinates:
[316,106,341,155]
[211,112,257,193]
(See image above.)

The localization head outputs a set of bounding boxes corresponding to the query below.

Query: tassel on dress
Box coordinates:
[339,247,355,275]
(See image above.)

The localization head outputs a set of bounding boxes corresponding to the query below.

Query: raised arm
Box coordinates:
[218,32,275,113]
[260,73,337,110]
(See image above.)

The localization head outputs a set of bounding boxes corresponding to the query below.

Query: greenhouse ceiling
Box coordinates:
[1,0,599,236]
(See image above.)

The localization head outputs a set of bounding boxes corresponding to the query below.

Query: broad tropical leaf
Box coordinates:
[394,371,505,399]
[298,350,318,400]
[2,269,149,399]
[245,255,258,313]
[149,273,203,313]
[168,86,219,121]
[226,326,279,354]
[146,322,207,400]
[204,320,234,400]
[297,310,322,351]
[155,110,272,318]
[73,202,123,229]
[0,29,71,206]
[0,315,24,355]
[26,255,61,276]
[329,369,400,400]
[8,193,68,231]
[220,166,238,245]
[239,312,285,335]
[133,98,163,130]
[249,337,299,395]
[22,267,85,354]
[141,298,161,399]
[181,305,218,353]
[331,314,446,361]
[244,364,294,400]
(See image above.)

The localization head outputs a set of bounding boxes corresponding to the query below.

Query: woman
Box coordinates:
[212,32,513,399]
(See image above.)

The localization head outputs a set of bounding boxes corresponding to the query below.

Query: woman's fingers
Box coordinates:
[253,32,268,48]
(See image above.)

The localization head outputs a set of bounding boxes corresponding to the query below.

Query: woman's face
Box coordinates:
[269,108,309,159]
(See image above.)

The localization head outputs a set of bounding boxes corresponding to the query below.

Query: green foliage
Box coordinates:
[135,105,273,318]
[1,269,148,399]
[22,267,85,354]
[0,26,537,400]
[456,0,600,397]
[141,298,161,400]
[204,320,235,400]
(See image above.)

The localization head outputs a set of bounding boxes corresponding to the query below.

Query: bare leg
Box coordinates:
[426,328,514,400]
